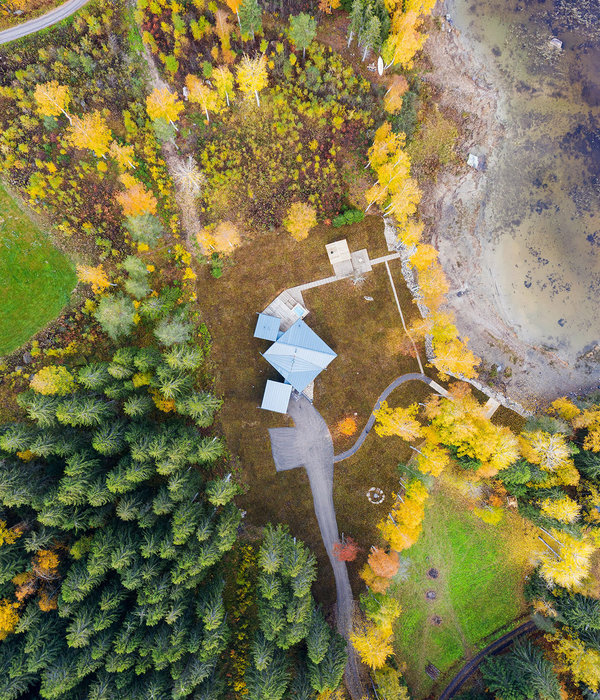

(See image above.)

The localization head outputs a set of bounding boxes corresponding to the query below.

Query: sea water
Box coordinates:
[450,0,600,363]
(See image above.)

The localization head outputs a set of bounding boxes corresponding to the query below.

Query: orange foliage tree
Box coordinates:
[332,536,361,562]
[116,182,158,217]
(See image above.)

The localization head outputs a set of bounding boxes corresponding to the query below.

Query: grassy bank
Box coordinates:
[0,183,76,356]
[390,484,533,698]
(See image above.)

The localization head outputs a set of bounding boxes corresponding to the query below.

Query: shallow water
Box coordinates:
[449,0,600,362]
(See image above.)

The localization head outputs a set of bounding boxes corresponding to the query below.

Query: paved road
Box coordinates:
[269,394,364,699]
[334,373,435,462]
[438,620,536,699]
[0,0,92,45]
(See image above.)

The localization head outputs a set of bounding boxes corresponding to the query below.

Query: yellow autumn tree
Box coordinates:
[549,397,581,422]
[236,54,269,106]
[186,75,220,122]
[213,65,235,106]
[431,335,480,380]
[422,384,518,476]
[33,81,72,123]
[385,177,422,228]
[537,529,595,590]
[116,182,158,217]
[414,440,451,477]
[67,111,112,158]
[553,632,600,692]
[350,620,393,669]
[384,74,408,114]
[0,521,21,546]
[540,495,580,524]
[318,0,341,13]
[519,431,579,486]
[410,243,439,272]
[397,220,424,247]
[377,479,429,552]
[109,141,136,171]
[146,87,184,126]
[573,406,600,452]
[365,597,402,636]
[30,366,76,396]
[211,221,242,253]
[284,201,317,241]
[0,599,20,641]
[374,402,422,441]
[77,264,111,293]
[382,11,427,69]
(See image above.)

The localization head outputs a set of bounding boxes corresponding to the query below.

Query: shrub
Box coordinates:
[332,208,364,227]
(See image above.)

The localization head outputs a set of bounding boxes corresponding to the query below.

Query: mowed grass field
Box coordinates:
[390,484,533,698]
[0,183,76,356]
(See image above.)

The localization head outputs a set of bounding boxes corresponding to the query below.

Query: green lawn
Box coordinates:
[0,183,76,357]
[390,484,531,698]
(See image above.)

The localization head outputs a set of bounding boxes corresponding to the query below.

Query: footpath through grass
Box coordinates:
[390,484,532,698]
[0,183,76,356]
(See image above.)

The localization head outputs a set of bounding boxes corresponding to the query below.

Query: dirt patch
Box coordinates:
[426,590,437,600]
[427,567,439,579]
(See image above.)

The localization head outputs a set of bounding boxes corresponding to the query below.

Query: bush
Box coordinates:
[332,208,365,227]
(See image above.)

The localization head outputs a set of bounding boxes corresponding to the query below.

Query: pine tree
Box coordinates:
[124,213,164,248]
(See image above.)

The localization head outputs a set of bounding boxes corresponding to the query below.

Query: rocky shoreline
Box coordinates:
[418,2,599,408]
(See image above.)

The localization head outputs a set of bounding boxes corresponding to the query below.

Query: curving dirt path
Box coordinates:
[438,619,536,699]
[334,373,436,463]
[0,0,92,45]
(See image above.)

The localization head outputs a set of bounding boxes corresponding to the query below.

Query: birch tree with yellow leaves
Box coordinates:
[377,479,429,552]
[67,111,112,159]
[374,402,422,441]
[236,54,268,106]
[186,75,219,122]
[350,620,393,669]
[146,87,184,129]
[33,81,72,124]
[213,65,235,106]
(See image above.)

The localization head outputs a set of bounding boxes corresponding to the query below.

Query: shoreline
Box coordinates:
[420,3,599,407]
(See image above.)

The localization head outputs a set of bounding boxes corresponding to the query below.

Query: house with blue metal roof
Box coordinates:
[262,319,337,394]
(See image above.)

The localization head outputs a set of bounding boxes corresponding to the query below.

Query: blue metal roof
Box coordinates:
[277,320,337,356]
[254,313,281,342]
[260,380,292,414]
[262,320,336,393]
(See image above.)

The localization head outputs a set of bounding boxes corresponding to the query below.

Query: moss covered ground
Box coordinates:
[0,183,76,357]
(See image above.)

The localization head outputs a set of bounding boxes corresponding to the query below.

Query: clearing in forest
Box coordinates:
[0,183,76,356]
[390,484,533,698]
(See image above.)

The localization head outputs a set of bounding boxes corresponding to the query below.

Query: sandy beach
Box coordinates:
[419,0,600,408]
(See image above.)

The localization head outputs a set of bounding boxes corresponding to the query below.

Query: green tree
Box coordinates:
[94,294,136,340]
[124,213,164,248]
[288,13,317,60]
[154,315,193,346]
[238,0,262,40]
